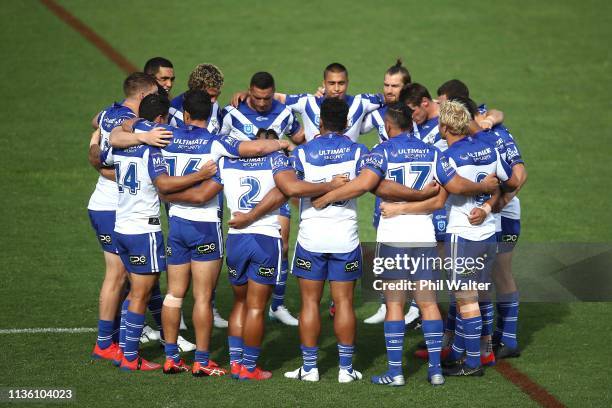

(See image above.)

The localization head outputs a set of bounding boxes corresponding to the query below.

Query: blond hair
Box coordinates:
[439,100,471,135]
[188,63,224,91]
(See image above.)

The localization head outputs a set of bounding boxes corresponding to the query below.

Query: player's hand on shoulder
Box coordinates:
[476,116,494,129]
[89,128,101,147]
[228,211,253,229]
[314,86,325,98]
[468,207,487,225]
[231,91,248,107]
[278,140,291,151]
[380,202,402,218]
[481,173,500,194]
[196,160,217,180]
[139,127,173,147]
[330,174,349,189]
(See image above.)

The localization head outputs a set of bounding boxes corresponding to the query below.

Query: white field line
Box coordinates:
[0,327,96,334]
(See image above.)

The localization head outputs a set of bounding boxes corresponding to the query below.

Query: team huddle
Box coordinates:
[87,57,527,385]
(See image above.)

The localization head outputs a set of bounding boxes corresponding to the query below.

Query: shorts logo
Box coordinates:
[437,221,446,231]
[502,234,518,242]
[166,246,172,257]
[345,260,360,273]
[196,243,217,254]
[228,268,237,278]
[129,255,147,266]
[257,266,275,277]
[295,257,312,271]
[244,124,254,135]
[99,234,112,245]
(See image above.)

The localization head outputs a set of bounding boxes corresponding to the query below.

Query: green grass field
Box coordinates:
[1,0,611,406]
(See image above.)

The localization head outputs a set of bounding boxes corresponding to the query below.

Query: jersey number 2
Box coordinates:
[238,176,261,210]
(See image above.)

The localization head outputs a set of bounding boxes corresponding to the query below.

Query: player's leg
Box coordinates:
[161,262,190,373]
[269,213,298,326]
[416,289,445,385]
[328,245,362,383]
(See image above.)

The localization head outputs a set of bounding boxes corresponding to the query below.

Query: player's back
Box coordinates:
[220,99,297,141]
[168,92,221,134]
[444,136,511,240]
[88,103,136,211]
[372,134,452,243]
[293,133,368,253]
[414,116,447,151]
[219,152,288,238]
[361,106,388,143]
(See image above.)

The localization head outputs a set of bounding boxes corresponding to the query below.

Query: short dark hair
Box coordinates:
[450,96,478,119]
[250,72,275,90]
[143,57,173,76]
[320,97,349,132]
[139,93,170,121]
[256,128,279,140]
[323,62,348,79]
[182,90,212,121]
[123,72,158,98]
[385,102,413,131]
[399,82,432,106]
[386,59,412,86]
[437,79,470,99]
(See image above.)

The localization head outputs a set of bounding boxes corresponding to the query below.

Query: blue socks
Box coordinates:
[449,315,465,361]
[147,282,164,340]
[446,302,457,332]
[338,343,355,372]
[479,301,494,337]
[271,259,289,311]
[463,316,483,368]
[242,346,261,372]
[96,319,114,349]
[165,343,180,363]
[195,350,210,366]
[496,292,519,348]
[383,320,404,376]
[118,299,130,351]
[123,310,145,362]
[301,345,318,372]
[228,336,244,365]
[423,319,443,375]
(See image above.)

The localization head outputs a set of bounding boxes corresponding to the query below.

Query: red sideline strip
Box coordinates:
[39,0,138,74]
[495,360,566,408]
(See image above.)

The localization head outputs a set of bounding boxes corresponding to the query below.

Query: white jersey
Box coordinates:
[131,120,243,223]
[219,151,292,238]
[284,93,383,142]
[102,144,168,235]
[293,133,368,253]
[361,106,389,143]
[219,99,300,141]
[87,103,136,211]
[444,137,512,241]
[363,134,457,244]
[168,93,221,134]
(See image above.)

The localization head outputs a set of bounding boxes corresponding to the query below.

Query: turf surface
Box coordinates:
[1,0,611,406]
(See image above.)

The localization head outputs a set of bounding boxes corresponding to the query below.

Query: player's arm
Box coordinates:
[159,179,223,205]
[475,109,504,129]
[311,169,381,208]
[88,128,103,169]
[273,169,348,198]
[153,160,217,194]
[502,162,526,193]
[374,179,440,202]
[289,126,305,145]
[91,111,101,129]
[444,173,499,196]
[469,187,502,225]
[237,139,290,157]
[109,122,172,148]
[228,187,287,229]
[380,188,449,217]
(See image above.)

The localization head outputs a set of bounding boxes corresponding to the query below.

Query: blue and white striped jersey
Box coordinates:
[443,137,512,241]
[168,92,222,134]
[364,133,456,244]
[88,103,136,211]
[361,106,389,143]
[219,151,292,238]
[219,99,299,141]
[413,116,447,151]
[292,133,369,253]
[285,93,383,142]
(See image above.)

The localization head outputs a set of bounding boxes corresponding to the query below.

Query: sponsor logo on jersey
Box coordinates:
[196,242,217,254]
[244,124,254,135]
[314,115,320,126]
[255,116,268,122]
[345,260,360,272]
[295,257,312,271]
[257,266,275,277]
[129,255,147,266]
[378,125,385,136]
[271,154,289,171]
[99,234,112,245]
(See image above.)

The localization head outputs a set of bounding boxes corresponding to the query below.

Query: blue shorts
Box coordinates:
[432,208,447,242]
[115,231,166,274]
[88,210,118,254]
[226,233,281,286]
[292,242,362,282]
[445,233,496,287]
[496,217,521,253]
[167,217,223,264]
[280,202,291,219]
[375,243,438,281]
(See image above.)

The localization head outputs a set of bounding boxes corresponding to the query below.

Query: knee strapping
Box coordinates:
[163,294,183,308]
